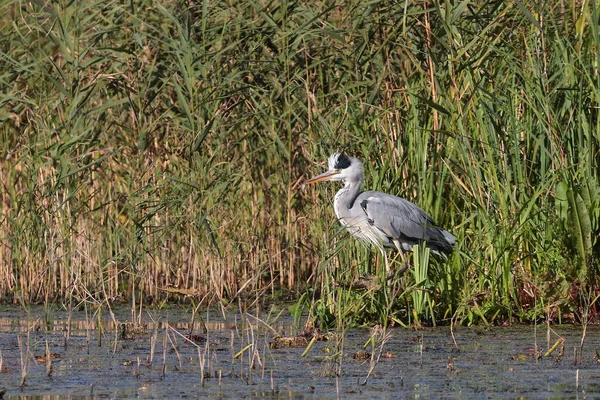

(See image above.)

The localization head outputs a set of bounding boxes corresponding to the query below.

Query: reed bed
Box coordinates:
[1,0,599,326]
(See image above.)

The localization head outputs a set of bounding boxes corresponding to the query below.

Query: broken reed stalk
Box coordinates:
[361,327,390,385]
[46,339,52,377]
[234,344,253,360]
[260,338,267,380]
[204,309,212,375]
[167,324,203,349]
[198,347,206,386]
[189,300,208,336]
[579,319,589,365]
[301,335,317,357]
[65,300,72,349]
[246,320,253,384]
[336,330,345,378]
[135,356,141,379]
[17,335,27,387]
[149,328,158,366]
[420,334,424,369]
[247,316,262,372]
[543,337,565,357]
[229,330,235,374]
[252,346,263,372]
[161,321,168,380]
[165,324,183,370]
[85,306,91,355]
[98,307,103,348]
[112,319,119,354]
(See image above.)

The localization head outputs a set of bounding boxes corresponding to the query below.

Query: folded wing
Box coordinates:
[358,192,454,255]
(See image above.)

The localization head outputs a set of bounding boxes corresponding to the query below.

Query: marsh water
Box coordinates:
[0,306,599,399]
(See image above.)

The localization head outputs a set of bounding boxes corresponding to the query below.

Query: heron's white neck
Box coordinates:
[333,178,363,218]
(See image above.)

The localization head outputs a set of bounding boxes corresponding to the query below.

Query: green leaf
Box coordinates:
[555,181,569,221]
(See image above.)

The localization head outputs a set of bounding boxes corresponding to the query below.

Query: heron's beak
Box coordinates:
[305,170,339,184]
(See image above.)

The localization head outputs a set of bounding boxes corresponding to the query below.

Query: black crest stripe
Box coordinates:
[334,153,351,169]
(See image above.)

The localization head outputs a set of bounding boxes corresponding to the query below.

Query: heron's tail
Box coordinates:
[442,230,456,248]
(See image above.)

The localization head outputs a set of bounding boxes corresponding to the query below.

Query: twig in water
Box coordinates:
[149,328,158,366]
[543,337,565,357]
[450,310,460,351]
[420,334,424,369]
[361,326,391,385]
[161,320,168,380]
[234,344,253,359]
[134,357,141,379]
[46,340,52,377]
[165,325,183,370]
[301,335,317,357]
[18,335,27,387]
[198,347,207,386]
[65,299,72,349]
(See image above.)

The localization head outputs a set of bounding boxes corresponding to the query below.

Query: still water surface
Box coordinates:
[0,306,599,399]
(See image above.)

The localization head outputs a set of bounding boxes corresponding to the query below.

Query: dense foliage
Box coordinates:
[1,0,599,326]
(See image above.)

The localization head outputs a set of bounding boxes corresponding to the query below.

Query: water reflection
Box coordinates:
[0,312,233,333]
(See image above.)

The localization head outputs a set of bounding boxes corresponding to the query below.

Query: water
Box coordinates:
[0,306,599,399]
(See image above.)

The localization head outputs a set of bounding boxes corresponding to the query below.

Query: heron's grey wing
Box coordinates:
[358,192,444,244]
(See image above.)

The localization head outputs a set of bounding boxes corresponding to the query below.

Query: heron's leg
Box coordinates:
[389,240,410,279]
[392,239,403,254]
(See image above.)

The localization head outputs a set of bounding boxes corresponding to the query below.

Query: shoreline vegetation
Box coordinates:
[1,0,599,327]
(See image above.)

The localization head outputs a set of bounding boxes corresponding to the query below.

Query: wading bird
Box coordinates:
[305,153,455,272]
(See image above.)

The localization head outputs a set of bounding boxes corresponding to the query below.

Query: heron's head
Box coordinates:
[305,153,363,185]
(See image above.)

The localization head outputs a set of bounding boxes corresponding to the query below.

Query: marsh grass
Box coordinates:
[1,0,599,326]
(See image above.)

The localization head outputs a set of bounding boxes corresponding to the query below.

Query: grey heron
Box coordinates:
[305,153,455,271]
